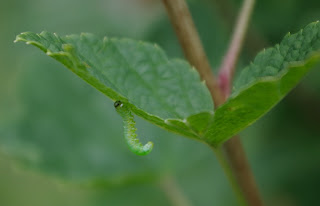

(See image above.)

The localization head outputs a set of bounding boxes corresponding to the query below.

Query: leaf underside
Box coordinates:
[15,21,320,146]
[15,32,214,141]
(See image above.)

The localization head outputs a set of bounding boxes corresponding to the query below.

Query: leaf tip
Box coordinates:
[13,38,20,43]
[14,33,25,43]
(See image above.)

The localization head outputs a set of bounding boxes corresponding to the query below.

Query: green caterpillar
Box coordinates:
[114,101,154,156]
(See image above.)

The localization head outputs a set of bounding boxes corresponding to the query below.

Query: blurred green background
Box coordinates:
[0,0,320,205]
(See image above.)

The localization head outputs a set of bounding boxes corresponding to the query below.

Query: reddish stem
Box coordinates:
[218,0,255,99]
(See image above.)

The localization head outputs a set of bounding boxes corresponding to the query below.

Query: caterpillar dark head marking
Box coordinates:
[114,100,123,108]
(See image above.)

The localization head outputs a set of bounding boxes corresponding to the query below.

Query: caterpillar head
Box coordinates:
[114,100,123,108]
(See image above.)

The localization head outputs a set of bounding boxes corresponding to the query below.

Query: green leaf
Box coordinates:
[205,21,320,146]
[15,32,214,140]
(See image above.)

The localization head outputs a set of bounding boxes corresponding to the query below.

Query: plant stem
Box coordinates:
[159,175,193,206]
[212,147,248,206]
[218,0,255,99]
[161,0,263,206]
[208,0,268,58]
[161,0,224,106]
[222,136,263,206]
